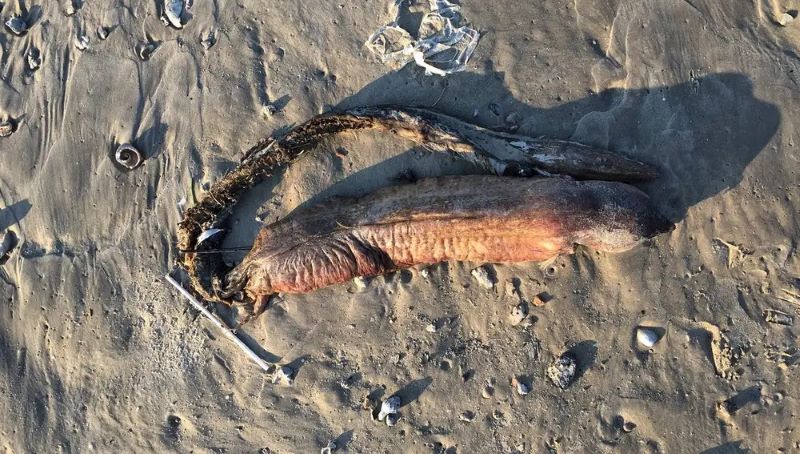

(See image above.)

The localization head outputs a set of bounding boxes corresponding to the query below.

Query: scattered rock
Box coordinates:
[546,353,577,389]
[5,15,28,36]
[531,292,553,307]
[763,309,793,326]
[425,323,437,333]
[459,410,476,422]
[471,266,495,289]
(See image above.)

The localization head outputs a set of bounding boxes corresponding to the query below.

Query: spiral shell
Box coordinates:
[115,143,143,170]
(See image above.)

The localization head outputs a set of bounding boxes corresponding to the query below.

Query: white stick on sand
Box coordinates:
[165,273,274,374]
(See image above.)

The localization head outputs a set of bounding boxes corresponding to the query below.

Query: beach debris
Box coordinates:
[26,48,41,71]
[636,326,664,348]
[5,15,28,36]
[377,395,401,421]
[74,34,90,51]
[459,410,476,422]
[137,41,159,61]
[196,228,224,246]
[511,376,530,396]
[763,309,793,326]
[779,11,797,26]
[471,266,495,289]
[0,119,16,138]
[96,26,110,40]
[271,365,294,385]
[532,292,553,307]
[201,31,217,50]
[385,412,401,427]
[165,274,276,375]
[481,379,495,398]
[508,302,528,326]
[365,0,480,76]
[547,352,577,389]
[0,231,18,264]
[320,441,336,454]
[63,0,81,16]
[162,0,187,29]
[114,143,144,170]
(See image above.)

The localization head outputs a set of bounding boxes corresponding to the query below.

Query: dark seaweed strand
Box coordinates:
[176,106,657,306]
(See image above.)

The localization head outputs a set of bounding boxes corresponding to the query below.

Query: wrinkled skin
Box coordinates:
[226,175,673,315]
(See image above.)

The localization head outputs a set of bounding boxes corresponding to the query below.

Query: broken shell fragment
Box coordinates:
[97,26,109,40]
[471,266,495,289]
[271,365,294,385]
[509,302,529,326]
[377,395,401,421]
[0,230,18,264]
[138,41,159,61]
[5,15,28,36]
[546,353,577,389]
[162,0,185,29]
[74,34,90,51]
[0,119,16,138]
[115,143,143,170]
[636,326,663,348]
[512,377,530,396]
[201,32,217,50]
[26,48,41,71]
[385,412,401,427]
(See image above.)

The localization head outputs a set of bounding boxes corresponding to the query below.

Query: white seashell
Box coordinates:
[377,395,401,421]
[546,353,577,389]
[201,32,217,50]
[115,143,143,169]
[271,365,294,385]
[138,41,159,61]
[163,0,184,29]
[320,441,336,454]
[196,229,223,246]
[509,302,528,326]
[636,327,663,348]
[5,16,28,36]
[515,380,530,396]
[97,26,109,40]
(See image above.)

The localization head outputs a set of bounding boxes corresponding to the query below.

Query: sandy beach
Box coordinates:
[0,0,798,452]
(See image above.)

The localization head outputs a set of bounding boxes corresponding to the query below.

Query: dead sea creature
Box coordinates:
[5,15,28,36]
[176,106,662,309]
[0,119,16,138]
[115,143,143,170]
[224,176,671,316]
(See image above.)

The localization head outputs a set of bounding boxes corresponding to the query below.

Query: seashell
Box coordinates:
[137,41,159,61]
[320,441,336,454]
[470,265,495,289]
[270,365,294,385]
[196,228,223,246]
[26,48,41,71]
[201,32,217,50]
[546,352,577,389]
[481,379,495,399]
[0,119,16,138]
[459,410,476,422]
[5,15,28,36]
[512,377,530,396]
[0,230,18,264]
[377,395,401,421]
[96,26,109,40]
[162,0,185,29]
[385,412,400,427]
[509,302,528,326]
[114,143,143,170]
[74,34,89,51]
[636,327,663,348]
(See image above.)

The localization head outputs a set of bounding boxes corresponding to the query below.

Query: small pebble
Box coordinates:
[481,380,495,399]
[546,353,577,389]
[459,410,476,422]
[471,266,495,289]
[509,302,528,326]
[636,327,663,348]
[425,323,437,333]
[514,378,530,396]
